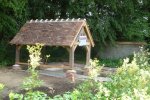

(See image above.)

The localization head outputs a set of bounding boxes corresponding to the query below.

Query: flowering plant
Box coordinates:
[22,43,44,91]
[27,43,43,69]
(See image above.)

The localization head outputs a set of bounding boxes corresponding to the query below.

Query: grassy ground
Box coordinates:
[99,59,123,68]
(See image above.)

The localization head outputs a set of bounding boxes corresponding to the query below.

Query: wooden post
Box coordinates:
[69,44,77,69]
[85,45,91,66]
[15,45,21,64]
[69,47,74,68]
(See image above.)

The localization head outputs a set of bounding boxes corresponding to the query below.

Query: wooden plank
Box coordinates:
[18,62,29,65]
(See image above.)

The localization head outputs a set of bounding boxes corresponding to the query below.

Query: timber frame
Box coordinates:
[10,18,95,69]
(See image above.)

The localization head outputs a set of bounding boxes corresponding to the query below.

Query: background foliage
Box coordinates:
[0,0,150,65]
[0,0,28,66]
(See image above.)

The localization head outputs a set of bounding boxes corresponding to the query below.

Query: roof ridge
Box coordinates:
[27,18,86,23]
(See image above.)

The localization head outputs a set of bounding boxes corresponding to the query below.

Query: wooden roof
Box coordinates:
[10,19,94,47]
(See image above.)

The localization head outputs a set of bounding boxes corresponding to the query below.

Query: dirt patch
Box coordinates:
[0,68,77,99]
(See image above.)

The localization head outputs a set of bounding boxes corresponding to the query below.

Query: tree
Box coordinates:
[0,0,27,40]
[0,0,27,65]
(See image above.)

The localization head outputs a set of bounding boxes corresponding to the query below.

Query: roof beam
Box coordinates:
[27,18,86,23]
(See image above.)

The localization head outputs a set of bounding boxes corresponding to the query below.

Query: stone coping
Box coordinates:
[116,41,147,45]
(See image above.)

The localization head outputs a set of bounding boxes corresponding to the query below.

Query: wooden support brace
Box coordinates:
[66,47,70,53]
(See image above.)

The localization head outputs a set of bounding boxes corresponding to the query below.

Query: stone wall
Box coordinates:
[100,42,146,59]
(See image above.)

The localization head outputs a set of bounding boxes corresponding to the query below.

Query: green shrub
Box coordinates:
[101,58,150,99]
[51,49,150,100]
[22,43,44,91]
[9,91,49,100]
[9,44,47,100]
[85,58,103,79]
[99,58,123,68]
[134,47,150,68]
[82,49,150,99]
[0,83,4,99]
[22,70,43,91]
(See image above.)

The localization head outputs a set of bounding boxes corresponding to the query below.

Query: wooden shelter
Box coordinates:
[10,18,95,69]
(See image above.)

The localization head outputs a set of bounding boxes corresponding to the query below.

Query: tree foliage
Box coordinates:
[0,0,27,40]
[68,0,150,47]
[0,0,27,65]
